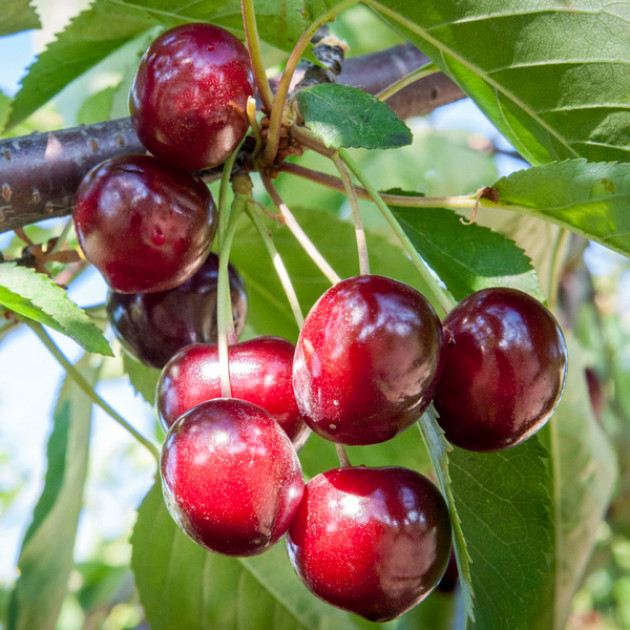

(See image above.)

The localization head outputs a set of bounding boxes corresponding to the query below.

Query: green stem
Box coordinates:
[338,147,457,314]
[376,62,440,102]
[332,152,369,275]
[217,195,247,398]
[261,174,341,285]
[27,321,160,464]
[246,202,304,328]
[217,141,244,249]
[241,0,274,111]
[261,0,360,165]
[336,443,352,467]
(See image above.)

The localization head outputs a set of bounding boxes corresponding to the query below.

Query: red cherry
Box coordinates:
[292,275,443,445]
[129,23,254,170]
[106,253,247,369]
[157,336,309,446]
[73,154,216,293]
[286,466,452,622]
[433,287,568,452]
[161,398,304,557]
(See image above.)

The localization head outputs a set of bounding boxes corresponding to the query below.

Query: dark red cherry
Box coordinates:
[157,336,309,446]
[433,287,568,452]
[161,398,304,557]
[73,154,216,293]
[292,275,443,445]
[286,466,452,622]
[130,23,254,170]
[106,253,247,369]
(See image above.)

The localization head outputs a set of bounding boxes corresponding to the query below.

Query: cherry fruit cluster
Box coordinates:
[69,21,569,623]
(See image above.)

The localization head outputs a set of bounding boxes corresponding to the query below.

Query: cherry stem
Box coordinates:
[261,175,341,285]
[246,202,305,329]
[375,62,440,102]
[336,444,352,467]
[338,147,457,314]
[332,152,369,276]
[26,321,161,464]
[217,143,244,250]
[262,0,360,166]
[241,0,274,112]
[247,96,264,156]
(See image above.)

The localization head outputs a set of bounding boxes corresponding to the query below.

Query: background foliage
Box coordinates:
[0,1,629,629]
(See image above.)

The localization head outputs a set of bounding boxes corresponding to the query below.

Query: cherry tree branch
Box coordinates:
[0,44,465,234]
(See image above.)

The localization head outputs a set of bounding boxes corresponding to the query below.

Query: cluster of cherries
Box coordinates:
[70,22,569,623]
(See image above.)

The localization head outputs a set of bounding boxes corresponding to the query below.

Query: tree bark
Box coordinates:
[0,44,465,234]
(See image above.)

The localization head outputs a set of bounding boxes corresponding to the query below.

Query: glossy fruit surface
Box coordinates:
[73,154,216,293]
[130,23,254,170]
[433,287,568,452]
[293,275,443,445]
[157,336,309,445]
[161,398,304,557]
[286,466,452,622]
[107,253,247,369]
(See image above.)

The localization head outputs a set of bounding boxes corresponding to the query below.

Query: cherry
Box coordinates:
[129,23,254,171]
[106,253,247,369]
[161,398,304,557]
[292,275,443,445]
[73,154,216,293]
[433,287,568,452]
[157,336,309,446]
[286,466,452,622]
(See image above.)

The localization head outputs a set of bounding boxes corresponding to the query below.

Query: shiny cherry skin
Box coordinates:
[161,398,304,557]
[130,23,254,170]
[157,336,309,446]
[73,154,216,293]
[292,275,443,445]
[286,466,452,622]
[106,253,247,369]
[433,287,568,452]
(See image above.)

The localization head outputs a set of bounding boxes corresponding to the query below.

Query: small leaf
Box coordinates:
[6,0,151,128]
[131,481,370,630]
[494,159,630,258]
[0,0,40,36]
[0,262,112,356]
[122,352,160,406]
[296,84,412,149]
[8,355,100,630]
[389,204,545,302]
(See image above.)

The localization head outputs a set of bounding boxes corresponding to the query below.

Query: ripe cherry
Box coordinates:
[161,398,304,557]
[157,336,309,446]
[129,23,254,170]
[106,253,247,369]
[433,287,568,452]
[286,466,452,622]
[73,154,216,293]
[292,275,443,445]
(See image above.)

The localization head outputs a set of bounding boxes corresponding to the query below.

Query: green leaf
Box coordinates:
[8,355,100,630]
[107,0,306,55]
[449,436,555,630]
[0,0,40,36]
[368,0,630,164]
[543,336,617,628]
[132,480,372,630]
[0,262,112,356]
[418,411,474,621]
[6,0,151,128]
[389,205,545,302]
[122,352,160,406]
[297,84,412,149]
[493,159,630,258]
